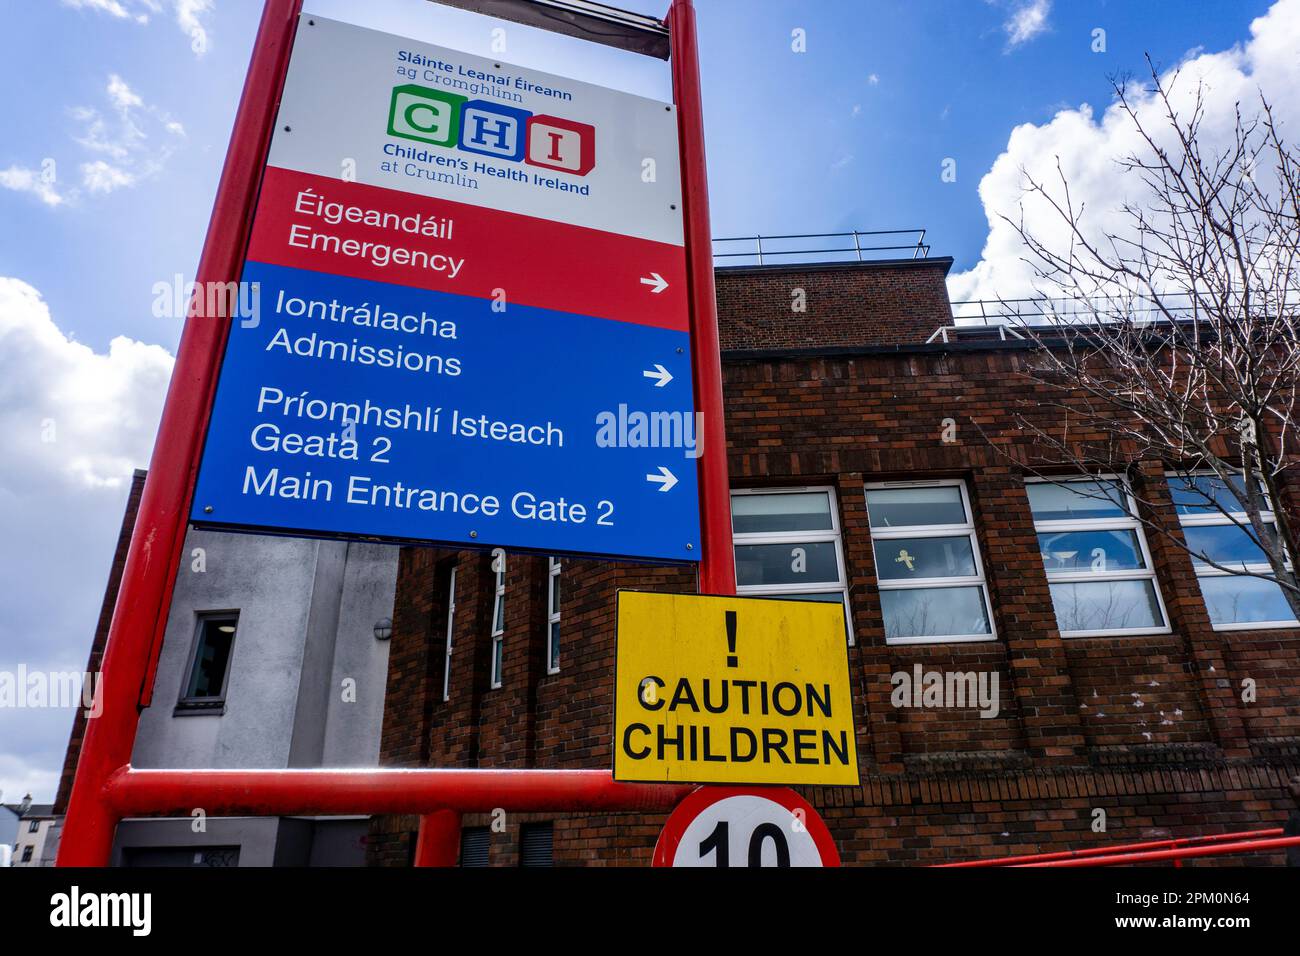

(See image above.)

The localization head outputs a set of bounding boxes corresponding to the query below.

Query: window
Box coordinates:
[546,557,561,674]
[731,488,853,642]
[21,846,33,862]
[1027,478,1169,637]
[441,567,457,702]
[28,820,39,833]
[1170,473,1298,630]
[178,613,237,711]
[519,822,554,867]
[489,551,505,689]
[460,826,489,867]
[866,481,994,644]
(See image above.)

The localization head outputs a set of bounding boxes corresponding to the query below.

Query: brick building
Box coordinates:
[368,254,1300,867]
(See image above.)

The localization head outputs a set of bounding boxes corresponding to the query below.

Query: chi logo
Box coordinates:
[388,84,595,176]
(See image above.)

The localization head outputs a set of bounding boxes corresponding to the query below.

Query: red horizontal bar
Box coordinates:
[937,827,1285,868]
[104,767,692,817]
[1020,834,1300,867]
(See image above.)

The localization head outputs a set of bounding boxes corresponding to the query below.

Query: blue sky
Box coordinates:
[0,0,1293,800]
[0,0,1276,352]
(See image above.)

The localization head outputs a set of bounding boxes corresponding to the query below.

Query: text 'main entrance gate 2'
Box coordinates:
[192,15,699,561]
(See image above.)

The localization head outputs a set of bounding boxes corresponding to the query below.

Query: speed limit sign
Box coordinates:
[652,786,841,867]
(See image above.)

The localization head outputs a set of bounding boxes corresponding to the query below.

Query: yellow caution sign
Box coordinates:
[614,591,859,787]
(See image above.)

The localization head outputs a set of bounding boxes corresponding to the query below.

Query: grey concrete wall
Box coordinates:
[114,817,369,866]
[322,543,399,768]
[131,530,397,770]
[288,540,348,768]
[305,817,370,866]
[112,818,282,867]
[40,819,61,866]
[133,529,324,769]
[120,529,398,865]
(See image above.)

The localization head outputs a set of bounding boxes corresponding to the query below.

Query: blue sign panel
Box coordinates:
[192,261,701,561]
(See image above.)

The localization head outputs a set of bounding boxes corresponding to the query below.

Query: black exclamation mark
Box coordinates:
[726,610,738,668]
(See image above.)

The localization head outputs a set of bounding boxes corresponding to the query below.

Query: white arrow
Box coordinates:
[646,466,678,492]
[642,363,673,387]
[639,272,669,294]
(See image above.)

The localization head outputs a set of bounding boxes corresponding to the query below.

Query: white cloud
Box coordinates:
[72,109,132,161]
[1004,0,1051,49]
[868,73,880,85]
[4,74,186,207]
[950,0,1300,305]
[75,75,152,161]
[174,0,212,39]
[0,277,172,800]
[59,0,212,51]
[106,73,144,111]
[81,160,135,193]
[0,165,66,207]
[0,277,172,490]
[61,0,131,18]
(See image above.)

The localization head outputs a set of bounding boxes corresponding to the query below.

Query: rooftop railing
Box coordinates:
[713,229,930,266]
[931,291,1299,343]
[948,295,1195,328]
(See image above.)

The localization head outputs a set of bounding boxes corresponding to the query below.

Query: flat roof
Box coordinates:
[715,256,954,277]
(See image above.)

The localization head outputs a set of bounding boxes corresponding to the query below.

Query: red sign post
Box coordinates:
[57,0,729,867]
[669,0,735,598]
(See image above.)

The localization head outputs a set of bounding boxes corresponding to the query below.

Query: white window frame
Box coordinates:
[866,479,996,646]
[441,566,457,702]
[731,486,855,644]
[1027,476,1171,638]
[489,554,505,689]
[1169,471,1298,631]
[546,557,561,675]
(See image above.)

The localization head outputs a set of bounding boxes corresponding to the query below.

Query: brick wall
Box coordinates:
[369,262,1300,866]
[715,258,953,351]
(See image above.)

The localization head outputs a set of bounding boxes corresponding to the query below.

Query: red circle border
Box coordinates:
[651,785,841,867]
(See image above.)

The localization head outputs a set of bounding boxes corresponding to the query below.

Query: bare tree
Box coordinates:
[982,57,1300,621]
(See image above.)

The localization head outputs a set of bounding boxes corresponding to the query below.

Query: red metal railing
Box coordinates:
[938,828,1298,868]
[1024,834,1300,867]
[104,768,691,817]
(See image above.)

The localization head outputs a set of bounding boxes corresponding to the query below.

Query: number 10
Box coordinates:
[698,820,791,867]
